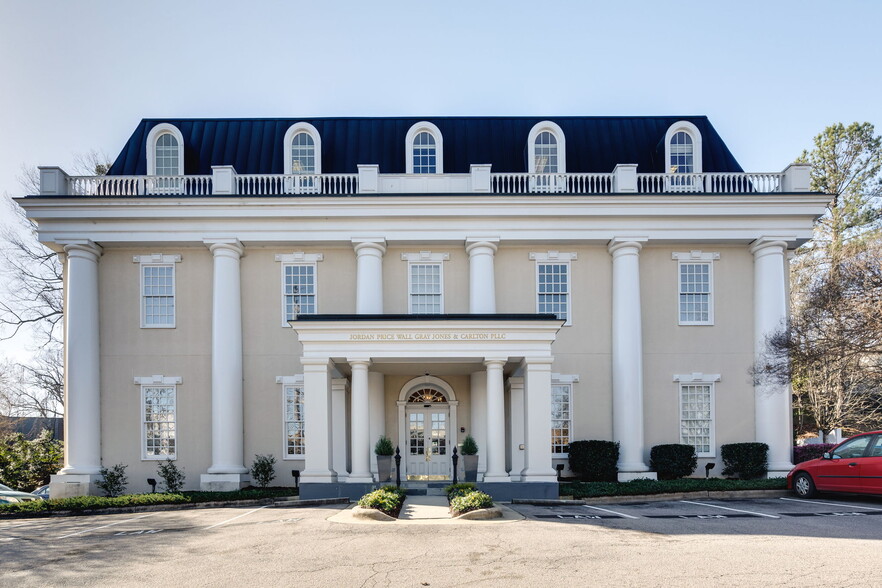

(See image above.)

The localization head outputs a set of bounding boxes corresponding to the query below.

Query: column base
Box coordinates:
[300,470,338,484]
[200,473,250,492]
[520,468,558,483]
[346,473,374,484]
[617,471,658,482]
[482,473,511,483]
[50,473,102,499]
[206,465,249,475]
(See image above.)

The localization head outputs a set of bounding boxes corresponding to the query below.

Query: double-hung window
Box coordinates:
[673,251,718,325]
[134,254,181,328]
[278,376,305,458]
[275,253,323,323]
[530,251,576,325]
[674,373,719,457]
[551,377,577,455]
[136,376,181,460]
[402,252,449,314]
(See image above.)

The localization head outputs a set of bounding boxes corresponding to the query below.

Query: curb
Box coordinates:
[513,489,791,506]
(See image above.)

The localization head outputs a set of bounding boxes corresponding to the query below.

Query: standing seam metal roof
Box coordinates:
[107,116,743,176]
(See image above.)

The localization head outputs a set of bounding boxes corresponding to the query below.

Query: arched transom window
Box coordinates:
[407,388,448,403]
[534,131,558,174]
[413,131,437,174]
[155,133,180,176]
[291,132,316,174]
[669,131,694,174]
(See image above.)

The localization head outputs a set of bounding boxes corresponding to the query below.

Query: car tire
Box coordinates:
[793,472,816,498]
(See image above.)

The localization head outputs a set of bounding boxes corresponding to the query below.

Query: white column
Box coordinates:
[508,377,525,482]
[469,371,488,477]
[483,358,510,482]
[58,241,102,477]
[368,372,385,477]
[609,238,651,475]
[203,240,248,480]
[301,358,336,483]
[751,238,795,474]
[352,239,386,314]
[520,357,557,482]
[465,238,499,314]
[348,358,373,482]
[331,378,349,481]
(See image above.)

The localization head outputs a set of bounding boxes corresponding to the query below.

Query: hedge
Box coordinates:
[560,477,786,499]
[649,444,697,480]
[721,443,768,479]
[449,491,493,516]
[568,440,619,482]
[357,485,407,517]
[793,444,835,464]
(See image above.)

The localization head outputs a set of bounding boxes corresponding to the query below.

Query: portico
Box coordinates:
[291,315,563,499]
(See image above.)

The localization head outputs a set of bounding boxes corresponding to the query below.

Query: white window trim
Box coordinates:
[403,252,449,314]
[672,251,719,326]
[664,120,703,174]
[673,373,719,458]
[551,374,578,458]
[276,253,323,326]
[529,251,576,326]
[283,122,322,175]
[405,121,443,174]
[134,253,182,329]
[135,375,181,461]
[527,120,566,174]
[277,375,305,460]
[146,123,185,176]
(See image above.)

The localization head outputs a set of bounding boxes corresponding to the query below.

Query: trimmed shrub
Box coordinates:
[560,477,786,499]
[96,464,128,497]
[721,443,768,479]
[450,490,493,515]
[250,454,277,488]
[568,440,619,482]
[444,482,477,500]
[793,444,835,464]
[358,485,407,517]
[156,459,186,493]
[460,435,479,455]
[650,444,698,480]
[374,435,394,456]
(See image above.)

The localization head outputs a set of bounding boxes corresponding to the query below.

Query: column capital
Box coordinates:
[749,237,793,257]
[608,237,647,256]
[465,238,499,256]
[347,358,372,369]
[59,240,103,259]
[484,357,507,368]
[352,238,387,256]
[204,238,244,257]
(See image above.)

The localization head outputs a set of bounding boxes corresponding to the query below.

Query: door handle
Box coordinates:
[848,463,858,467]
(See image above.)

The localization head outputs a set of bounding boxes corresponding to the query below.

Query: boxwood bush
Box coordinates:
[560,477,786,499]
[721,442,768,479]
[449,490,493,515]
[357,485,407,517]
[793,444,835,464]
[649,444,697,480]
[568,440,619,482]
[444,482,477,500]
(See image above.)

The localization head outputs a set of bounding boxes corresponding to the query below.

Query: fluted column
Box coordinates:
[609,238,650,475]
[353,239,386,314]
[348,358,374,482]
[751,238,794,473]
[204,239,248,478]
[483,358,510,482]
[466,238,499,314]
[58,241,103,477]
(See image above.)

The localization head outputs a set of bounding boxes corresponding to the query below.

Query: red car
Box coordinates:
[788,431,882,498]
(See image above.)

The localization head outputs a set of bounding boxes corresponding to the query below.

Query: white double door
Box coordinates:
[406,405,451,479]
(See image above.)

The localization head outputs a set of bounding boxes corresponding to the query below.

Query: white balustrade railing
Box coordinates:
[68,175,212,196]
[491,173,613,194]
[638,172,783,194]
[236,173,358,195]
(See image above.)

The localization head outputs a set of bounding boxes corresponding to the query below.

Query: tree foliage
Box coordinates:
[0,429,63,491]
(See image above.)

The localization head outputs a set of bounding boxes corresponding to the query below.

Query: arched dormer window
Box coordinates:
[283,122,322,175]
[664,121,703,174]
[527,121,566,192]
[406,121,443,174]
[146,123,184,177]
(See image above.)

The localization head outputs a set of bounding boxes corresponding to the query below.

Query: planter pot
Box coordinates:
[376,455,393,483]
[463,455,479,483]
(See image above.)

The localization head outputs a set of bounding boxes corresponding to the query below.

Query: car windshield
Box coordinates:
[0,483,15,492]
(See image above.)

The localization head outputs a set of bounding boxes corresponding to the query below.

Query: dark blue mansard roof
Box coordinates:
[108,116,743,176]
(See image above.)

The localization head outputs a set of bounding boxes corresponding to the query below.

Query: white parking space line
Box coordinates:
[204,506,270,530]
[57,514,158,539]
[779,497,882,512]
[680,500,779,519]
[582,504,639,519]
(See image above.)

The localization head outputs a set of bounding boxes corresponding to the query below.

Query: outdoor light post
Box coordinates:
[452,447,459,484]
[394,446,401,488]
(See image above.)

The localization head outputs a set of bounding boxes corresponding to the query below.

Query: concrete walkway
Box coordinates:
[398,495,451,520]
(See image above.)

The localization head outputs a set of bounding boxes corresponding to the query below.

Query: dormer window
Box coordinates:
[527,121,566,191]
[283,122,322,175]
[669,131,694,174]
[406,122,443,174]
[664,121,703,191]
[146,123,185,177]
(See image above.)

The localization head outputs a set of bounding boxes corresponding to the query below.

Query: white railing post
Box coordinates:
[470,164,492,192]
[612,164,638,193]
[782,163,811,193]
[211,166,238,195]
[358,165,379,194]
[39,167,70,195]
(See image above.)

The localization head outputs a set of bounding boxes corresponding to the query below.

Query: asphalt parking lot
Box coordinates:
[1,496,880,587]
